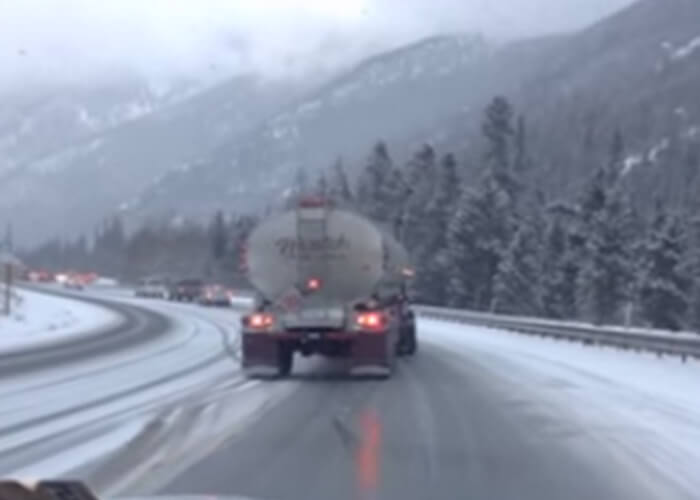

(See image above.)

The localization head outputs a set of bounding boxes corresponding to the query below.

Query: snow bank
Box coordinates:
[672,36,700,61]
[423,318,700,497]
[0,288,121,353]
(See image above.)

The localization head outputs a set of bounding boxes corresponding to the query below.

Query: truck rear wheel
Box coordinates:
[397,314,417,356]
[277,344,293,377]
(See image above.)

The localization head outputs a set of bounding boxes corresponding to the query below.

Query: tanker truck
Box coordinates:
[240,197,417,378]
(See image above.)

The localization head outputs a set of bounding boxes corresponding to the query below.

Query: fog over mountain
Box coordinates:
[0,0,641,246]
[1,0,633,91]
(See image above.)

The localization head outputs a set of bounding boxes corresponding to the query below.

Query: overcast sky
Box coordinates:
[0,0,633,92]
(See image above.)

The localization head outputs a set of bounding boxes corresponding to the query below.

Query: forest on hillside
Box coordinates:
[23,96,700,332]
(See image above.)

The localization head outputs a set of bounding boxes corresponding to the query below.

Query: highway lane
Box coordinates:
[0,289,236,478]
[157,340,672,500]
[1,286,171,378]
[5,288,688,499]
[1,287,296,495]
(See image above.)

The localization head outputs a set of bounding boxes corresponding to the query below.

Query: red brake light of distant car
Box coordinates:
[306,278,321,291]
[247,313,275,330]
[356,312,386,332]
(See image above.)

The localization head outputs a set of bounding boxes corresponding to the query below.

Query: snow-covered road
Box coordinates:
[0,290,293,495]
[3,287,698,499]
[422,318,700,499]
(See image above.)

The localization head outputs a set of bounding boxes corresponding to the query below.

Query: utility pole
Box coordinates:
[1,224,19,316]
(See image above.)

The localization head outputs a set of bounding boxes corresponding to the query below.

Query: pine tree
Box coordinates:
[401,145,438,252]
[210,210,227,261]
[483,96,518,202]
[685,216,700,332]
[419,153,461,304]
[328,157,353,204]
[356,141,394,224]
[445,188,480,308]
[637,203,688,331]
[446,175,511,310]
[492,216,544,316]
[514,115,531,174]
[443,98,521,309]
[608,129,625,174]
[382,165,411,240]
[539,206,580,319]
[576,171,635,325]
[576,131,636,325]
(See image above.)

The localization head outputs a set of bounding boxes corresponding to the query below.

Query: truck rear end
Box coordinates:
[241,199,416,378]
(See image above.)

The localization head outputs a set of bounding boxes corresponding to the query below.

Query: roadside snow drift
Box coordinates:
[0,288,120,353]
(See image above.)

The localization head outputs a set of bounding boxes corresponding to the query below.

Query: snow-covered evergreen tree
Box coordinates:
[381,165,411,239]
[328,157,353,205]
[402,145,437,252]
[418,153,461,304]
[492,215,544,316]
[444,98,522,309]
[209,210,227,261]
[637,204,688,331]
[513,115,531,174]
[445,187,479,308]
[483,96,518,202]
[539,205,581,319]
[681,216,700,331]
[446,174,511,310]
[356,141,394,222]
[576,168,635,325]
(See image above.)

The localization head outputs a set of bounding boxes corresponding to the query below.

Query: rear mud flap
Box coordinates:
[351,333,394,375]
[242,333,281,370]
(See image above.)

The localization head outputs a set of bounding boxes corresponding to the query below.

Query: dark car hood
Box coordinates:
[118,496,266,500]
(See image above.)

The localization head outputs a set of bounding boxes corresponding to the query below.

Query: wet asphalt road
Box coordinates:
[159,340,665,500]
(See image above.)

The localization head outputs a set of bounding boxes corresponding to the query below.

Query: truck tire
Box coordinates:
[407,317,418,355]
[277,344,293,377]
[397,313,417,356]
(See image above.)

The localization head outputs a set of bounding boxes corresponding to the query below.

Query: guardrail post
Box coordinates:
[3,262,10,316]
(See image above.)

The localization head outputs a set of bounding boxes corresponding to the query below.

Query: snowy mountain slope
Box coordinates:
[6,0,696,243]
[0,80,199,176]
[429,0,700,208]
[133,0,700,221]
[125,34,549,218]
[0,76,299,245]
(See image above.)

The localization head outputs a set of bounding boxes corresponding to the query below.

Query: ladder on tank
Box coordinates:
[296,198,331,295]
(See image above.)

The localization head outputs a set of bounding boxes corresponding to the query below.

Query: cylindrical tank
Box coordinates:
[246,207,411,304]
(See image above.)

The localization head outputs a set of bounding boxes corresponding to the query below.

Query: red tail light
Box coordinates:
[356,312,386,332]
[247,313,275,330]
[307,277,321,291]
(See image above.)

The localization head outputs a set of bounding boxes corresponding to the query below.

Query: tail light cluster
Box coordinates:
[245,313,275,331]
[355,311,387,332]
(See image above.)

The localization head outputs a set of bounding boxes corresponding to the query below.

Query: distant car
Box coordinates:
[168,278,204,302]
[63,279,84,290]
[198,284,233,307]
[135,277,170,299]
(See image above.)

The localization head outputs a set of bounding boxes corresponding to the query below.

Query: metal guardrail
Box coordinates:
[417,306,700,361]
[221,292,700,361]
